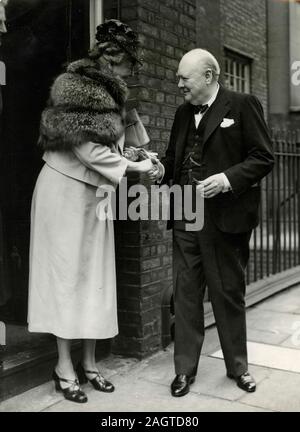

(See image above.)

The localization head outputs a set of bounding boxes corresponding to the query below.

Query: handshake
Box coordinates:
[123,109,164,182]
[123,146,164,182]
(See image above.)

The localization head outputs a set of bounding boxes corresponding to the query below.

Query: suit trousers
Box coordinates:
[173,205,252,378]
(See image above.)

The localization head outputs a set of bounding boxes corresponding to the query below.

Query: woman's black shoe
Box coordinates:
[52,370,88,403]
[76,362,115,393]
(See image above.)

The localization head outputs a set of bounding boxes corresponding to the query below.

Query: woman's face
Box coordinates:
[111,57,136,79]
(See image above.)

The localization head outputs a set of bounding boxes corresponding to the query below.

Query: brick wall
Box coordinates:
[113,0,197,358]
[196,0,222,62]
[220,0,268,114]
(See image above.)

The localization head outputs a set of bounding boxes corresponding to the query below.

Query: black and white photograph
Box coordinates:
[0,0,300,416]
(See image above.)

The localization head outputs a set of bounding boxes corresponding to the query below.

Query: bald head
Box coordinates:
[177,49,220,105]
[179,49,220,81]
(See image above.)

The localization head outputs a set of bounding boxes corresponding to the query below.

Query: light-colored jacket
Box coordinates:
[43,138,128,188]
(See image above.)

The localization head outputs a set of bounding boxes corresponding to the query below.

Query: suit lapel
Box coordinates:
[174,104,194,169]
[202,86,231,148]
[173,88,231,174]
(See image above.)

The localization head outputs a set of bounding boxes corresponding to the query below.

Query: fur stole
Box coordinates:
[38,58,129,151]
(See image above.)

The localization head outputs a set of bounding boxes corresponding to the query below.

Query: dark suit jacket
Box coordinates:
[161,86,275,233]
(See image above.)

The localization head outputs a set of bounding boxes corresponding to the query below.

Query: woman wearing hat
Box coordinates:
[27,20,153,403]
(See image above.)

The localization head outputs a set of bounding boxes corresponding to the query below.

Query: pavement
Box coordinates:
[1,284,300,412]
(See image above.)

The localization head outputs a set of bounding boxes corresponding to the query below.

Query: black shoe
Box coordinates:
[52,370,88,403]
[237,372,256,392]
[76,362,115,393]
[227,371,256,392]
[171,374,195,397]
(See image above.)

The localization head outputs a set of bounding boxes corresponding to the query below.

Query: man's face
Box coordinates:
[177,60,207,105]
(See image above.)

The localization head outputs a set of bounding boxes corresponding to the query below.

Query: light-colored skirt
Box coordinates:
[27,164,118,339]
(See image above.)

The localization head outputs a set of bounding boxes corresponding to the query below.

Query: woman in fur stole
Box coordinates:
[27,20,153,403]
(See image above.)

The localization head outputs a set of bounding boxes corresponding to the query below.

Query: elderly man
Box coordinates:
[150,49,274,397]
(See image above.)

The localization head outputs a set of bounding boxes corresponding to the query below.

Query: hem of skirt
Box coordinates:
[28,326,119,340]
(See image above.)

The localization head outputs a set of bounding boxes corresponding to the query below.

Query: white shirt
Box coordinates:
[194,83,220,128]
[193,84,231,192]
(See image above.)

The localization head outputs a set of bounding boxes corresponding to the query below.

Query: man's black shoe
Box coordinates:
[227,371,256,392]
[171,374,195,397]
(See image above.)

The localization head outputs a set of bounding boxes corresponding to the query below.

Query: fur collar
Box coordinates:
[39,58,128,152]
[66,58,128,107]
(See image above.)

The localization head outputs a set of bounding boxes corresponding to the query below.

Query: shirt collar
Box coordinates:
[204,83,220,108]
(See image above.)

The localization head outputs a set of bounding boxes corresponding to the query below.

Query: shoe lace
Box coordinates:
[241,372,253,384]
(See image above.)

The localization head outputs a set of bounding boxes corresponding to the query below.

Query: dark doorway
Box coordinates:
[0,0,89,358]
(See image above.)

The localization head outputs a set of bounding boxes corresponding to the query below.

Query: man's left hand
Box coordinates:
[197,174,226,198]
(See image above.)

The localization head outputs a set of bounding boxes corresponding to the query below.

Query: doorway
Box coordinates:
[0,0,89,361]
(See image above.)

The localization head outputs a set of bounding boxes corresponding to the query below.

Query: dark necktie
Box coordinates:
[193,104,209,115]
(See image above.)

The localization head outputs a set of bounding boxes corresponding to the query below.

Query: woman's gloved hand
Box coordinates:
[123,146,158,162]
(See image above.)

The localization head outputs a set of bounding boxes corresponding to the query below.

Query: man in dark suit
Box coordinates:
[149,49,274,396]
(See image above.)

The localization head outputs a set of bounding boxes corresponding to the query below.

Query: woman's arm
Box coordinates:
[126,158,154,173]
[73,141,154,185]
